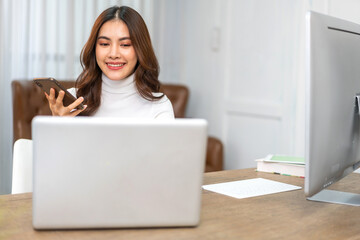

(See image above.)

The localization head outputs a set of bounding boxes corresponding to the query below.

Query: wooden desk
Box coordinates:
[1,168,360,240]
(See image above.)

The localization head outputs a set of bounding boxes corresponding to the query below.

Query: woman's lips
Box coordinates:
[106,63,125,70]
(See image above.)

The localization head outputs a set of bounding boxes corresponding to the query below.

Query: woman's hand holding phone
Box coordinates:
[33,77,87,116]
[45,88,87,116]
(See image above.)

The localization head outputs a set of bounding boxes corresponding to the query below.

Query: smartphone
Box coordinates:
[33,77,85,110]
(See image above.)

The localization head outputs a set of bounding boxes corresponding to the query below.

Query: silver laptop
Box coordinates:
[32,116,207,229]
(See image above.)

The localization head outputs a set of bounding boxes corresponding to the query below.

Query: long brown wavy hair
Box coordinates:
[76,6,162,116]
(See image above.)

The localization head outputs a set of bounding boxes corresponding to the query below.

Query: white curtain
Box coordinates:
[0,0,154,194]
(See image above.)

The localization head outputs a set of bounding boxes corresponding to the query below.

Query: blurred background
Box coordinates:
[1,0,360,194]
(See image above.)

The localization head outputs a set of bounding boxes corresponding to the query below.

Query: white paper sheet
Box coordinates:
[202,178,302,199]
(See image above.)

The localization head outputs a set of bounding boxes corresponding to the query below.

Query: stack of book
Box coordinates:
[255,154,305,177]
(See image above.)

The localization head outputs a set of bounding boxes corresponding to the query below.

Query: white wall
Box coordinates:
[155,0,305,169]
[154,0,360,170]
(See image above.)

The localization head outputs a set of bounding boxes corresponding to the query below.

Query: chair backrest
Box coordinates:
[12,80,190,143]
[205,137,224,172]
[160,84,189,118]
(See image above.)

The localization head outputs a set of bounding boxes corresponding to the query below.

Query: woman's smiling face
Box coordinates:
[95,20,138,80]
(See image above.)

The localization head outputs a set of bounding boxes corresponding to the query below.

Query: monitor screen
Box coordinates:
[305,11,360,206]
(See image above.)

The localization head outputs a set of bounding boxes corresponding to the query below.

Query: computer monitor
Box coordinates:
[305,11,360,206]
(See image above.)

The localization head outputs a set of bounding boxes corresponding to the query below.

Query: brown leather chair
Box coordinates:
[160,84,188,118]
[12,80,223,172]
[205,137,223,172]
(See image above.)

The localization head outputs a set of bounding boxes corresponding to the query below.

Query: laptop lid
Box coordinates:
[32,116,207,229]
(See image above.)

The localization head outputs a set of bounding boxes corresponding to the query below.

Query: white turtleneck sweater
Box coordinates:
[68,74,174,119]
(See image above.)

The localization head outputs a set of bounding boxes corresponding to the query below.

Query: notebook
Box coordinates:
[31,116,207,229]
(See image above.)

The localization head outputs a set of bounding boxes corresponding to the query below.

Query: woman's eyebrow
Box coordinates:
[97,36,110,41]
[118,37,131,41]
[97,36,130,41]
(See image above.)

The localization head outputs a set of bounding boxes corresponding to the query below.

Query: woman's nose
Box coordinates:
[109,44,120,59]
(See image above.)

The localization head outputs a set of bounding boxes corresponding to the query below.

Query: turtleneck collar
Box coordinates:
[101,73,137,94]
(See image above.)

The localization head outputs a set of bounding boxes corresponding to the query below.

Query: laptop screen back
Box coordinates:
[32,116,207,229]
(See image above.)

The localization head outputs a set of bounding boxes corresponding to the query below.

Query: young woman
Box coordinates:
[46,6,174,119]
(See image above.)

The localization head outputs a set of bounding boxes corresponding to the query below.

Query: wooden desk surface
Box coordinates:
[1,168,360,240]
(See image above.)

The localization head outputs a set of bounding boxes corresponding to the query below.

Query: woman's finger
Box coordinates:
[69,105,87,117]
[67,96,85,111]
[56,90,65,105]
[48,88,56,104]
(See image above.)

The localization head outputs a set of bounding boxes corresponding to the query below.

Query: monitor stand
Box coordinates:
[307,189,360,206]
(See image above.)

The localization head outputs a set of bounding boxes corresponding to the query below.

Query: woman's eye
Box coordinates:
[99,43,109,46]
[121,44,131,47]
